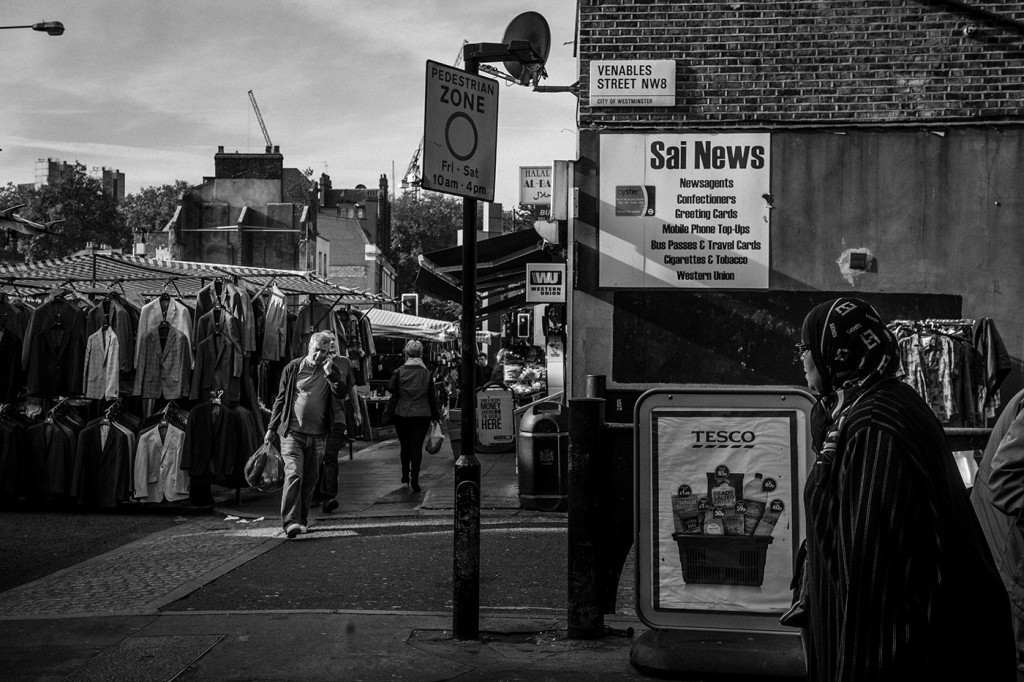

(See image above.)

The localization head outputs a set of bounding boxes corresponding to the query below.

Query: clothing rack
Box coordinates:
[889,317,982,427]
[45,396,71,423]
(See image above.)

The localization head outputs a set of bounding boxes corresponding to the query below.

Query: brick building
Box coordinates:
[571,0,1024,405]
[22,158,126,203]
[316,173,397,305]
[164,146,322,272]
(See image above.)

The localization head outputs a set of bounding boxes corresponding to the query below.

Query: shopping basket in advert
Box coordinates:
[671,533,774,587]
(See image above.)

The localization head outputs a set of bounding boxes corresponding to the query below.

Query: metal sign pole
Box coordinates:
[453,51,482,642]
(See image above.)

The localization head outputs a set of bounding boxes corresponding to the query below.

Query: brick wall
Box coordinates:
[579,0,1024,127]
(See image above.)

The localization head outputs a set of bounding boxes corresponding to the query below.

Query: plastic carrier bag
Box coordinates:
[425,420,444,455]
[244,441,285,492]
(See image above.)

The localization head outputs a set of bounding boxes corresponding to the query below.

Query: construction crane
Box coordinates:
[402,43,466,190]
[248,89,272,148]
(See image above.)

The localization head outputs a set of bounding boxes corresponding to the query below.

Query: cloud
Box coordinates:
[2,1,579,205]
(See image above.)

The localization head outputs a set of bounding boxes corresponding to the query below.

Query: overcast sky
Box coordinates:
[1,1,579,209]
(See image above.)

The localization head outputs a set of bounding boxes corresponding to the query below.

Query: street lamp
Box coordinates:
[0,21,65,36]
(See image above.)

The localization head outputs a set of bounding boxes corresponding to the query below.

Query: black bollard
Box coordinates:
[453,448,480,639]
[567,397,606,639]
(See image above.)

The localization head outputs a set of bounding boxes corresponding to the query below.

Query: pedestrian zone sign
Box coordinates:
[422,60,499,202]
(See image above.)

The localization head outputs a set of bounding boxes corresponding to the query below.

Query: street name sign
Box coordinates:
[590,60,676,107]
[422,59,499,202]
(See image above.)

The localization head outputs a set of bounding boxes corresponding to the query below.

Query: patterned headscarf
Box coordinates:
[801,298,902,455]
[801,297,901,397]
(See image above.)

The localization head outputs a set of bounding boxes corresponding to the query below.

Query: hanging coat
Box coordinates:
[22,297,87,397]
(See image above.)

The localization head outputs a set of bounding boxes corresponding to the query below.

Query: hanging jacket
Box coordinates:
[83,328,120,400]
[22,297,87,397]
[134,423,188,502]
[137,297,193,369]
[134,325,192,399]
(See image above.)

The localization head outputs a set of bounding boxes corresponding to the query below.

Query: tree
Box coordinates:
[506,203,547,232]
[0,183,31,263]
[16,170,127,262]
[391,191,462,320]
[120,180,191,234]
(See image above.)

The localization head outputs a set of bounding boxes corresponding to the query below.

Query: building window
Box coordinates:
[357,206,365,219]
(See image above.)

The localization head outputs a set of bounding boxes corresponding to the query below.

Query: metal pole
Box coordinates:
[453,52,481,641]
[567,397,606,638]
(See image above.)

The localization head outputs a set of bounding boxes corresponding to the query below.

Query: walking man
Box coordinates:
[265,330,359,538]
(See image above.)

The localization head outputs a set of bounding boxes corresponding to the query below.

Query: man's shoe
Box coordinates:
[411,481,421,493]
[285,523,301,539]
[322,499,339,514]
[401,475,409,484]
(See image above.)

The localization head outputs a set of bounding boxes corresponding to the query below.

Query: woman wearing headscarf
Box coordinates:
[798,297,1013,681]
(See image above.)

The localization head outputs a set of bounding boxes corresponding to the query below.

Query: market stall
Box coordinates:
[0,252,386,511]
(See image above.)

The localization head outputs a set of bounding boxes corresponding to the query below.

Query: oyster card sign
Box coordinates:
[422,60,499,202]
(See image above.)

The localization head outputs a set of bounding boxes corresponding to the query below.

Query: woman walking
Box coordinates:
[387,340,440,492]
[797,297,1014,681]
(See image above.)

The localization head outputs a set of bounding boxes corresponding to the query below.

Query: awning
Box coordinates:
[0,253,389,306]
[414,228,561,320]
[365,307,457,342]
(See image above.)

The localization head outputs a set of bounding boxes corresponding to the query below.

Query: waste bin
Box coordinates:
[517,400,569,511]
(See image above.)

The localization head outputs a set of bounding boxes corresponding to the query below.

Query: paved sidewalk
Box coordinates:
[0,433,660,681]
[215,433,525,521]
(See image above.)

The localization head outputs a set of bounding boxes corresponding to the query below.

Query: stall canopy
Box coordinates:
[365,307,457,342]
[0,252,389,305]
[414,227,561,321]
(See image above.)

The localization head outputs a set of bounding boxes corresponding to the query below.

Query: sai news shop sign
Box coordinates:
[599,133,771,289]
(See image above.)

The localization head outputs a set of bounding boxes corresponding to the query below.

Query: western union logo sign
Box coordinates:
[530,270,562,285]
[526,263,566,303]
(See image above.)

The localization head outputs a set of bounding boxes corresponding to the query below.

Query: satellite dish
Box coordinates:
[501,11,551,86]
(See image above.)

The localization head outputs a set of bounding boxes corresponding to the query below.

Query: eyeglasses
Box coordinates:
[795,343,811,361]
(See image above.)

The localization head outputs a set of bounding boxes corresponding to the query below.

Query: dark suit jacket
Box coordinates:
[71,421,131,508]
[194,282,255,353]
[22,298,87,397]
[195,309,244,378]
[0,297,29,399]
[181,402,257,483]
[190,333,242,403]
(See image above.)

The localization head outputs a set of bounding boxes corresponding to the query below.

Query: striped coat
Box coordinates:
[804,378,1014,681]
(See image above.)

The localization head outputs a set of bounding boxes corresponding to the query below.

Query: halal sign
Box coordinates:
[422,60,499,202]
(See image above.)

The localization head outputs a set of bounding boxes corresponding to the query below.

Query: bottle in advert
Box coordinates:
[742,473,769,535]
[704,505,726,535]
[753,499,785,537]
